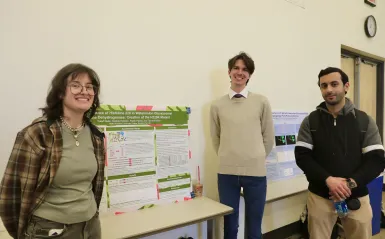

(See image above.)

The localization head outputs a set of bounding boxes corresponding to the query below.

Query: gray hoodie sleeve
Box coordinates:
[295,116,331,183]
[351,115,385,187]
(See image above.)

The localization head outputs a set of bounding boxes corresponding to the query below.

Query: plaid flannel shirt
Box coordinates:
[0,117,105,238]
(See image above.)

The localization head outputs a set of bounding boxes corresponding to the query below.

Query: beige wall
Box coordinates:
[0,0,385,237]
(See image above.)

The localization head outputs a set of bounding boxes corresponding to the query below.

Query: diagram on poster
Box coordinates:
[266,111,308,182]
[91,105,192,212]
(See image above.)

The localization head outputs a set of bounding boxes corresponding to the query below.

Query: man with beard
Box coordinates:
[295,67,385,239]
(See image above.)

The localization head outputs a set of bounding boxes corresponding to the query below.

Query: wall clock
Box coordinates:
[365,15,377,38]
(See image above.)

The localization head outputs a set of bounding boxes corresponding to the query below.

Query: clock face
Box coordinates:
[366,16,377,37]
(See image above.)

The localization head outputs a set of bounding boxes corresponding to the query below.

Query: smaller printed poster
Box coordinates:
[266,111,308,182]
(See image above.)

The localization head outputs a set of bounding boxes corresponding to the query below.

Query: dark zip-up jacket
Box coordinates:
[295,98,385,199]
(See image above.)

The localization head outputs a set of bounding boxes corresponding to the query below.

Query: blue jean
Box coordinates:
[218,174,267,239]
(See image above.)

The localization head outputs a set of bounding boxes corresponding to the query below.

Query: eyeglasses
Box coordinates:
[68,82,98,96]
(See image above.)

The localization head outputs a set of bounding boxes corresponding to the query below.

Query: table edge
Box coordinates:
[116,208,233,239]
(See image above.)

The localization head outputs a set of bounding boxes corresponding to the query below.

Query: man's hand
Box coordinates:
[326,176,351,201]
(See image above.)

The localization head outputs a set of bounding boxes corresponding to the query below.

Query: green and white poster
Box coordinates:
[92,105,192,213]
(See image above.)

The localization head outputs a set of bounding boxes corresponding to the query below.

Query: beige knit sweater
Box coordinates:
[210,92,275,176]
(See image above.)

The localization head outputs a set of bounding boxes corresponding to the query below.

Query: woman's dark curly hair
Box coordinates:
[40,63,101,122]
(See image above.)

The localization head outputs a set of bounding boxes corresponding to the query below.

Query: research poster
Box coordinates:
[91,105,192,212]
[266,111,308,182]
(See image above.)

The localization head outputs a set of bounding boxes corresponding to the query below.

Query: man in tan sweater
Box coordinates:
[210,52,275,239]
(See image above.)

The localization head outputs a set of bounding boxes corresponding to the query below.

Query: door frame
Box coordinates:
[341,47,385,140]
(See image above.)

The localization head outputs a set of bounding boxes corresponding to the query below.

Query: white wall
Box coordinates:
[0,0,385,237]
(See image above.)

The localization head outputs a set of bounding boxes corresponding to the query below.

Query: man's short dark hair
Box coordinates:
[318,67,349,86]
[228,52,255,85]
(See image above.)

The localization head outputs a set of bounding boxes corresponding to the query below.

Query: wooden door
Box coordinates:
[359,60,377,121]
